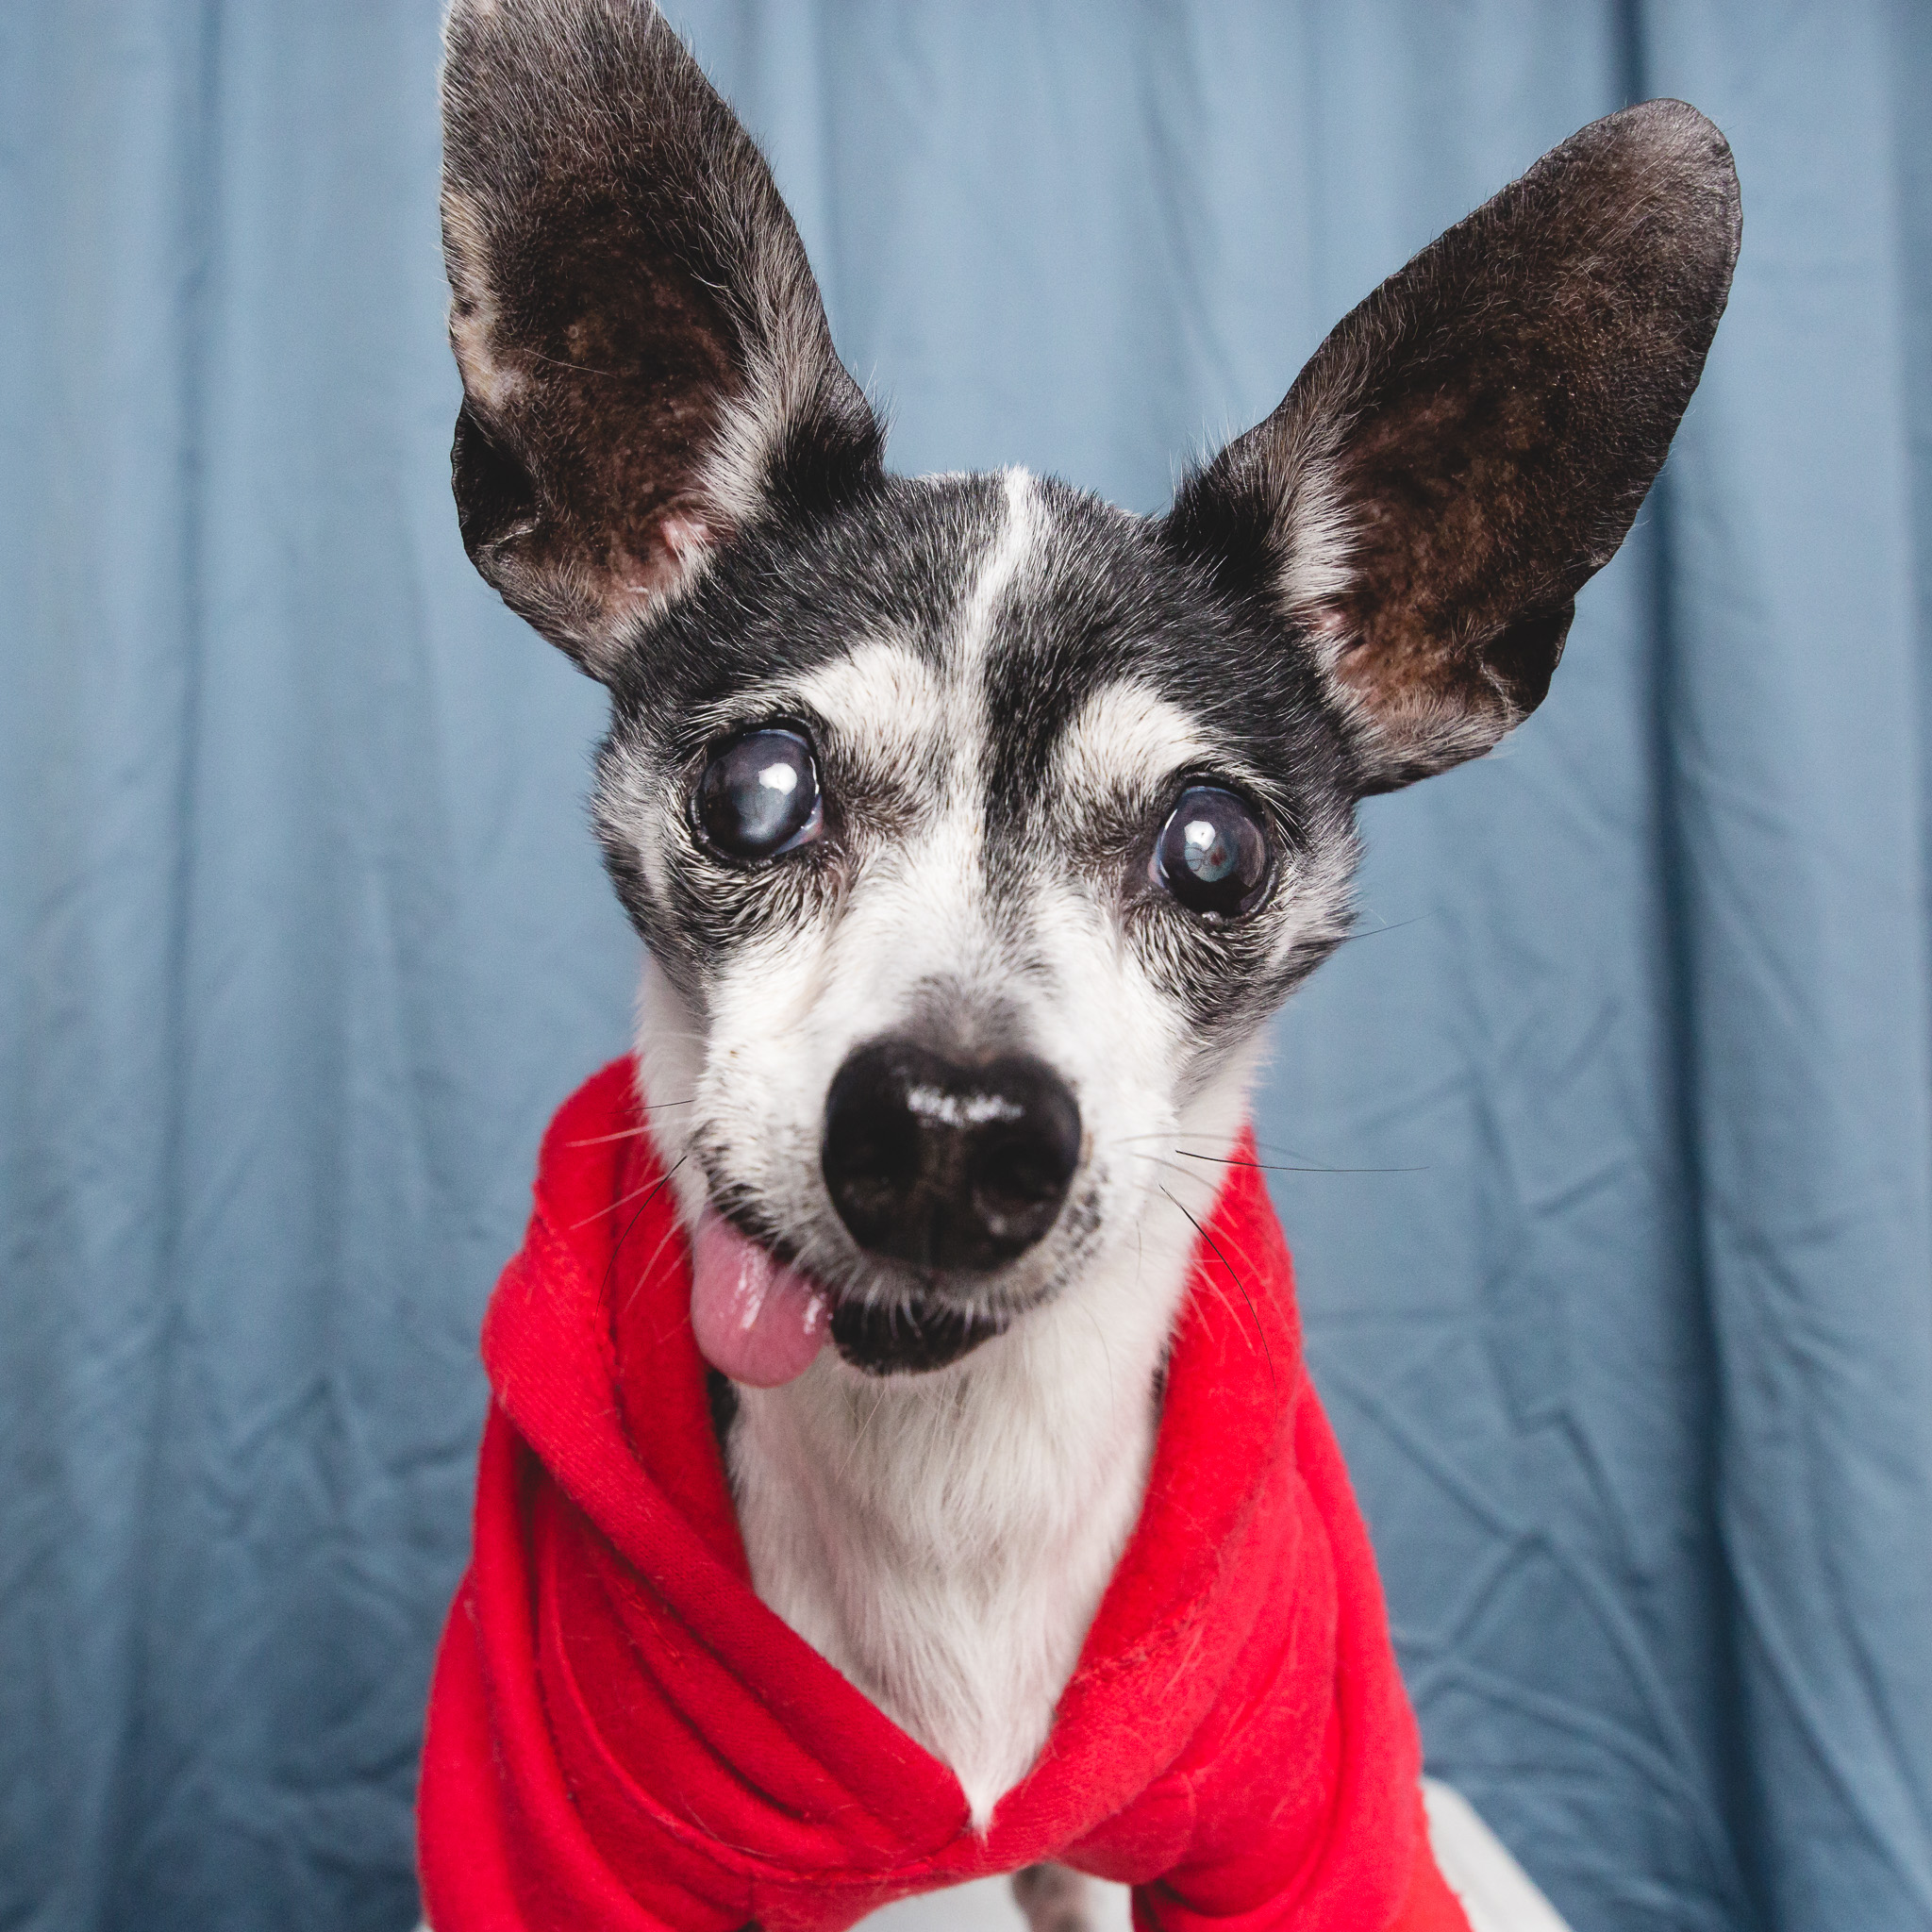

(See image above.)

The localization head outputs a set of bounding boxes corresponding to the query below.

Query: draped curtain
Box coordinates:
[3,5,1927,1930]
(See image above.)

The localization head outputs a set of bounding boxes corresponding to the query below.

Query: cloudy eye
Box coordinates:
[695,726,824,859]
[1153,784,1271,917]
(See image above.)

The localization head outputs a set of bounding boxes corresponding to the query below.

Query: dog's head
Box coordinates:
[441,0,1738,1384]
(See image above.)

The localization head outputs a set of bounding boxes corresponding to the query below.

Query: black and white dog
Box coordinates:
[438,3,1737,1924]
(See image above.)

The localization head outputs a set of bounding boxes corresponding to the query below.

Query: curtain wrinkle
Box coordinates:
[1635,7,1932,1928]
[4,5,1928,1931]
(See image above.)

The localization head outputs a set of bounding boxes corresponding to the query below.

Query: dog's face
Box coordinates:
[441,0,1738,1381]
[594,467,1360,1374]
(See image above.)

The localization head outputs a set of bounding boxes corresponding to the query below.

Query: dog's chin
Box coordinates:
[829,1294,1011,1376]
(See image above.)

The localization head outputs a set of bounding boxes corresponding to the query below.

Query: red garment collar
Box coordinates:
[418,1058,1469,1932]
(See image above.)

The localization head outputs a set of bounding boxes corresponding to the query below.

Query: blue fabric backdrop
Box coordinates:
[3,5,1928,1930]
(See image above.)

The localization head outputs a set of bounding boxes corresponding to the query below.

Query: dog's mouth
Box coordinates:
[689,1209,1013,1385]
[828,1294,1009,1375]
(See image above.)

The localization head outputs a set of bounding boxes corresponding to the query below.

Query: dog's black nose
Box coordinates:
[822,1041,1082,1272]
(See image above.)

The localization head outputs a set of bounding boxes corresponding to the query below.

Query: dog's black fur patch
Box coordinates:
[830,1296,1008,1376]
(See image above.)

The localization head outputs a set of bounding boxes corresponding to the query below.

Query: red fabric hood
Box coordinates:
[418,1059,1470,1932]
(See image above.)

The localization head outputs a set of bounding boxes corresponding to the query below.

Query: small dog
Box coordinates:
[435,5,1737,1925]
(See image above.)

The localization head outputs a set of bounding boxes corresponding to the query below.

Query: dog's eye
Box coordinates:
[695,727,824,859]
[1153,786,1271,917]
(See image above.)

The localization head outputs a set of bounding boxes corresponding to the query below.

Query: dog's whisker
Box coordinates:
[1116,1145,1233,1197]
[561,1108,697,1151]
[620,1216,691,1316]
[1173,1241,1247,1339]
[1115,1128,1313,1156]
[1158,1186,1275,1390]
[1112,1128,1414,1175]
[595,1154,688,1307]
[569,1156,689,1231]
[1329,914,1428,947]
[1119,1148,1211,1195]
[1170,1150,1424,1175]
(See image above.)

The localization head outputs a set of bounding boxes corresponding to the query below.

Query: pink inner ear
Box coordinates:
[658,510,713,564]
[612,509,720,613]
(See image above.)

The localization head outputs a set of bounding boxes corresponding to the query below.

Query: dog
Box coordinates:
[429,5,1738,1927]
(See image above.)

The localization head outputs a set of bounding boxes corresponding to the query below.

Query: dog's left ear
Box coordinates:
[1166,100,1740,793]
[440,0,882,679]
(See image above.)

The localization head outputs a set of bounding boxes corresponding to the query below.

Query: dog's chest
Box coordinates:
[724,1300,1163,1827]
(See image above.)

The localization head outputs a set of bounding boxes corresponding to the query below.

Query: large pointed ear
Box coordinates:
[1165,100,1740,792]
[440,0,883,679]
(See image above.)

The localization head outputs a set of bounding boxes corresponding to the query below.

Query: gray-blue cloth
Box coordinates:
[3,5,1928,1930]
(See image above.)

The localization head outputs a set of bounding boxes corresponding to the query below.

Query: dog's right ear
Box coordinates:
[1166,100,1740,793]
[441,0,882,679]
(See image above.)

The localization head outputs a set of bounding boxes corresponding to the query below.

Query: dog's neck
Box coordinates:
[635,960,1251,1826]
[726,1154,1216,1825]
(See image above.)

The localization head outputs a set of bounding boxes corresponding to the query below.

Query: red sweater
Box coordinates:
[418,1059,1471,1932]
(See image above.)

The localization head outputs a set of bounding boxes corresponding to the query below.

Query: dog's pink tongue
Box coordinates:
[691,1210,831,1388]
